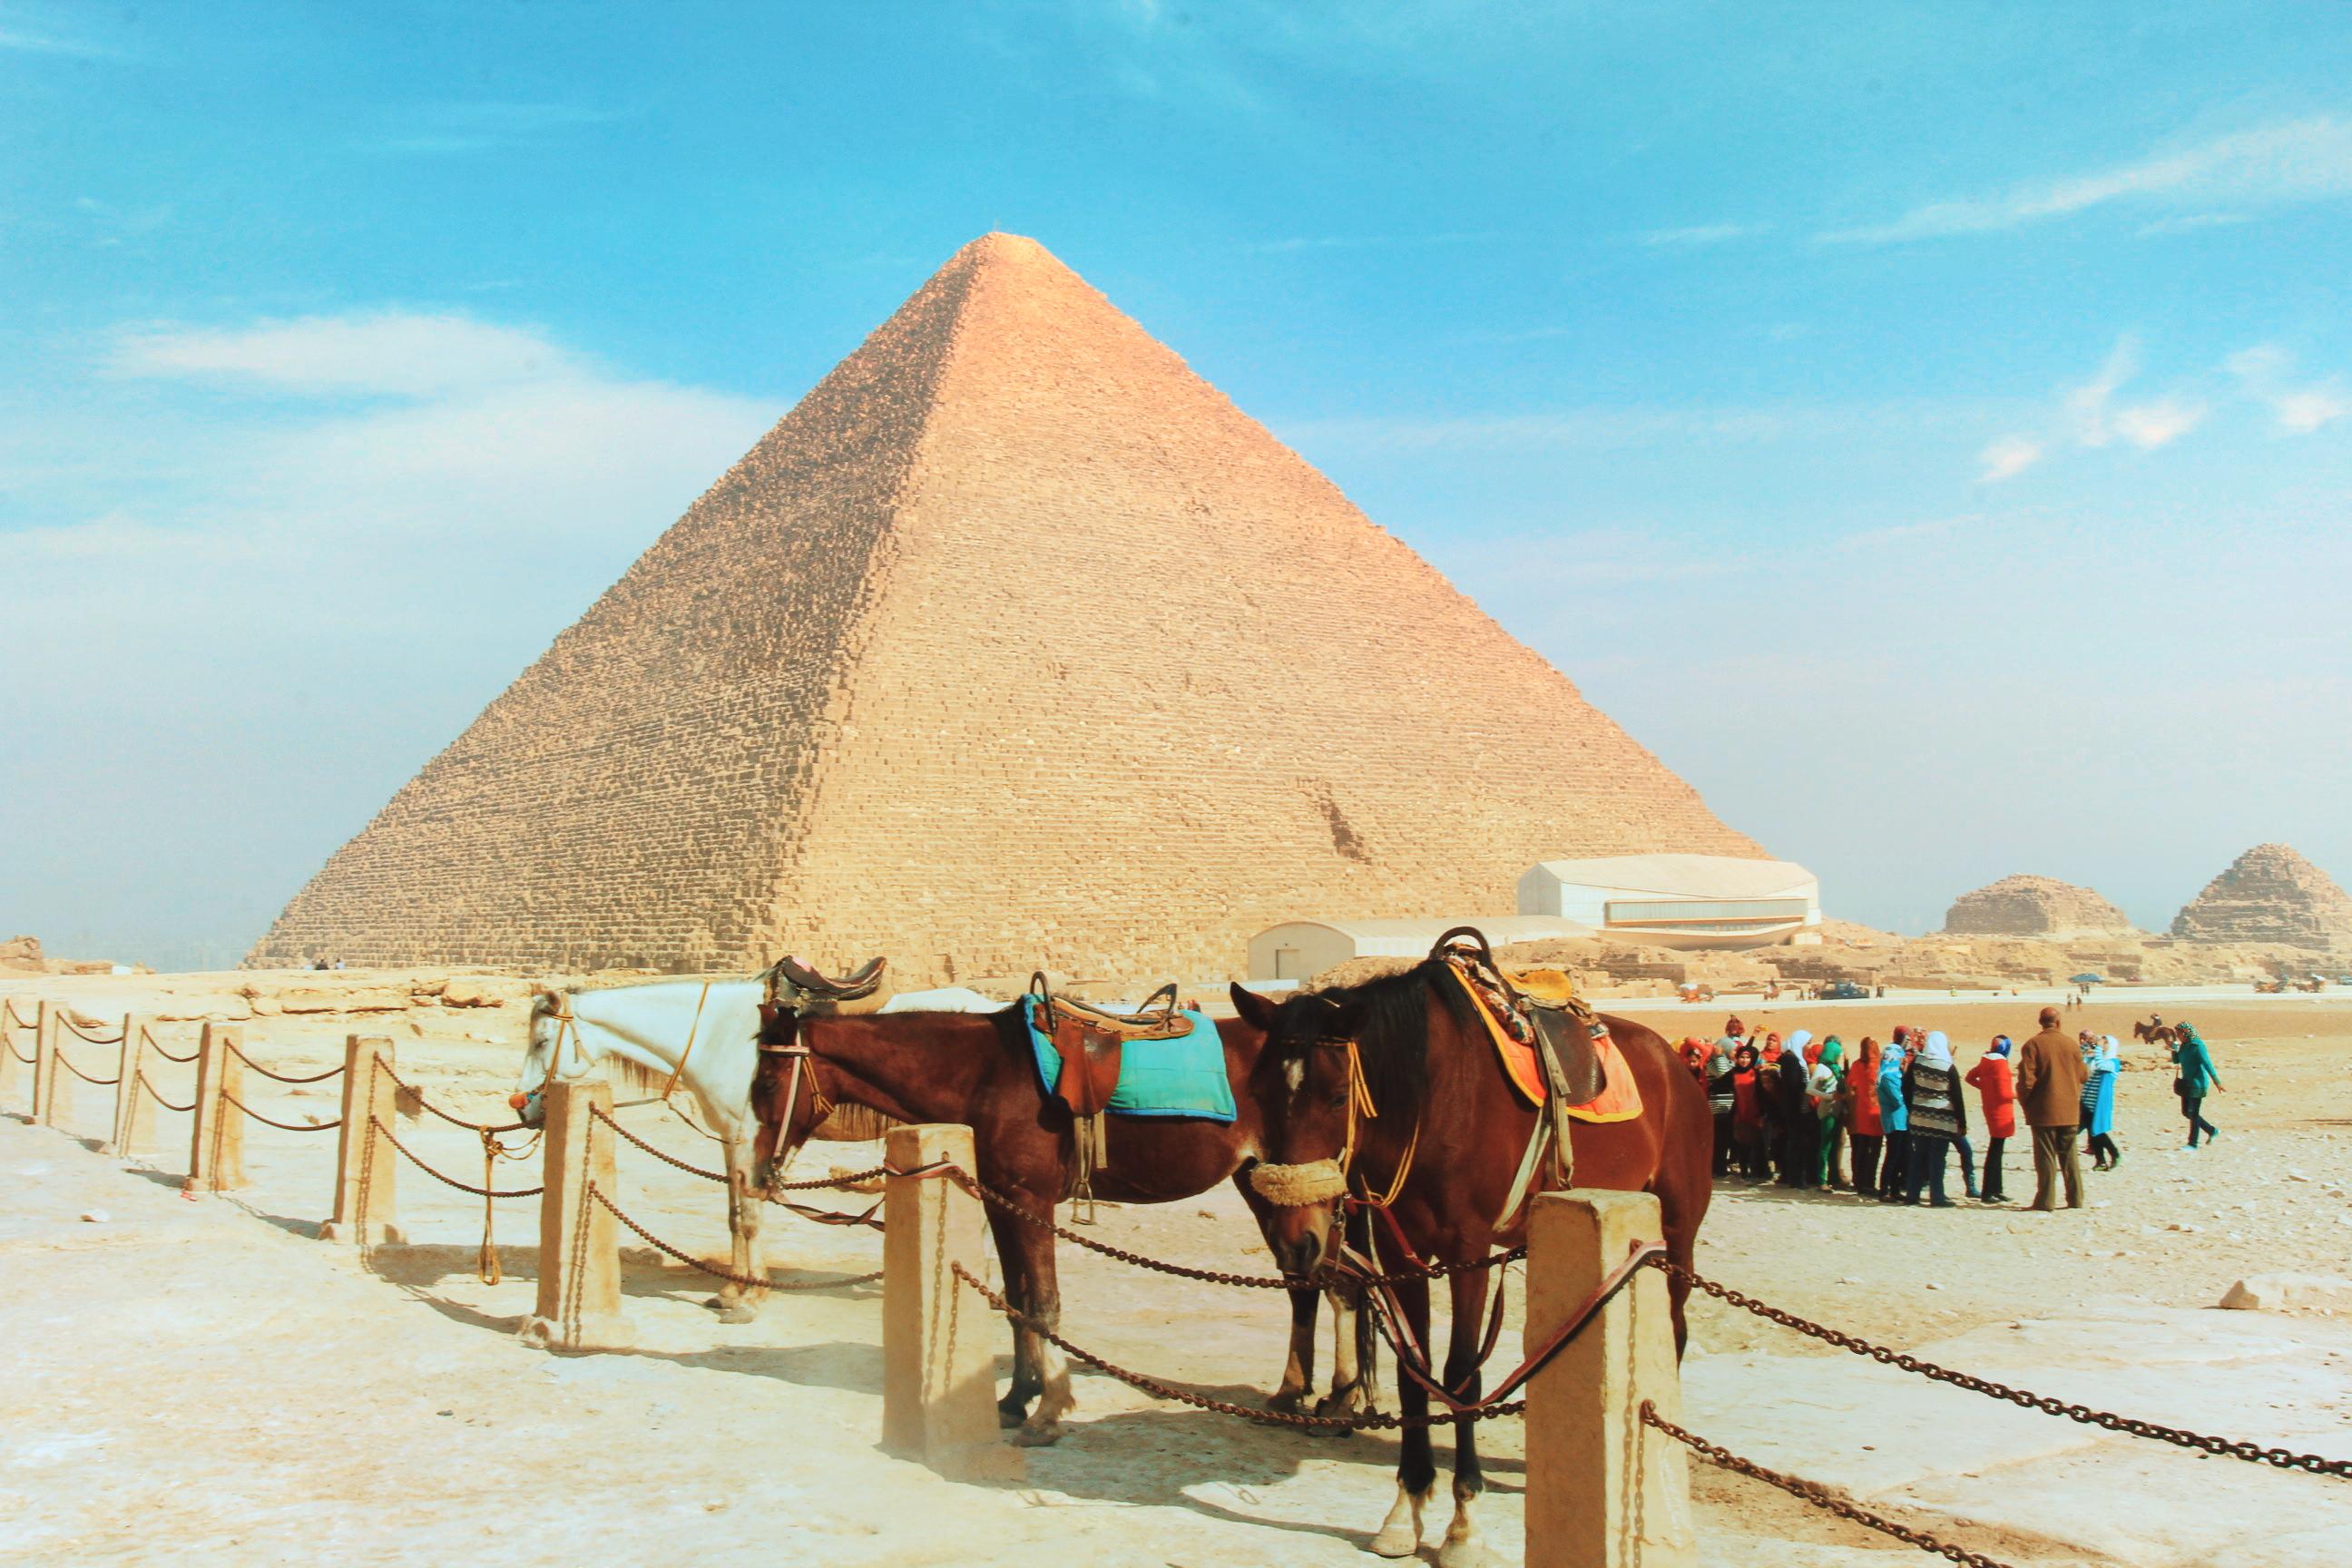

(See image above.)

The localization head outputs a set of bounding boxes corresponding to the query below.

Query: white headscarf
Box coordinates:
[1916,1030,1954,1069]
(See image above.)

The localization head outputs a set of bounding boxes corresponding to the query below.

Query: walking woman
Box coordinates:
[2171,1022,2225,1149]
[1812,1036,1847,1188]
[1730,1043,1769,1178]
[1877,1031,1912,1203]
[1903,1030,1969,1206]
[2083,1034,2122,1169]
[1965,1034,2017,1202]
[1847,1036,1885,1198]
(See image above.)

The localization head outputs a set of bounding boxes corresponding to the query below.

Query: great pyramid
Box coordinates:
[2171,844,2352,951]
[249,234,1766,983]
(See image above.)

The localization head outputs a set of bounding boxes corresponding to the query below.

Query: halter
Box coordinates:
[1249,1034,1416,1210]
[753,1011,836,1189]
[526,983,717,1126]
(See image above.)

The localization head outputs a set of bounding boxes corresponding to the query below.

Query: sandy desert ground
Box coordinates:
[3,975,2349,1566]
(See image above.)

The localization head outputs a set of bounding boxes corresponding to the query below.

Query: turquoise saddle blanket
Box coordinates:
[1019,998,1236,1122]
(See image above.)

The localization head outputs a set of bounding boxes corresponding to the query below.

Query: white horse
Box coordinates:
[514,974,905,1321]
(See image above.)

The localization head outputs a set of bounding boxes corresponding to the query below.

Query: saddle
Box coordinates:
[1431,928,1607,1104]
[1027,974,1187,1221]
[767,956,888,1015]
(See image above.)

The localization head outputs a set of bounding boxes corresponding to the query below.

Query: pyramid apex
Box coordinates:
[955,230,1058,265]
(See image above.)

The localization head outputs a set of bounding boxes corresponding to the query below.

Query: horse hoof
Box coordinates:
[1367,1523,1421,1559]
[1436,1538,1493,1568]
[997,1404,1028,1430]
[715,1301,758,1325]
[1315,1387,1366,1419]
[1011,1422,1064,1447]
[1266,1389,1307,1416]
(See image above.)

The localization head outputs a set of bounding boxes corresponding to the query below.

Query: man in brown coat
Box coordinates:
[2014,1006,2088,1210]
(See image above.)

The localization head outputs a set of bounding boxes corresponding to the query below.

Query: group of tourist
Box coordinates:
[1680,1007,2229,1212]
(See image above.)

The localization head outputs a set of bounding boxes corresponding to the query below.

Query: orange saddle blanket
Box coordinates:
[1445,965,1645,1124]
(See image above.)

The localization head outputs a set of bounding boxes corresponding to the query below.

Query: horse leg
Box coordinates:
[1436,1269,1494,1568]
[1269,1285,1318,1414]
[983,1206,1040,1428]
[1318,1207,1381,1417]
[714,1135,763,1323]
[1368,1275,1436,1559]
[1005,1216,1075,1446]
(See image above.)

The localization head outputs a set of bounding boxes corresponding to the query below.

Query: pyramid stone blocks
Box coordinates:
[250,235,1766,984]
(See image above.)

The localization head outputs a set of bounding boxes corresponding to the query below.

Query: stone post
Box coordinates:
[322,1034,402,1244]
[187,1024,247,1192]
[1524,1190,1694,1568]
[107,1014,157,1158]
[34,1003,69,1130]
[0,1000,24,1105]
[882,1123,1022,1481]
[519,1079,632,1350]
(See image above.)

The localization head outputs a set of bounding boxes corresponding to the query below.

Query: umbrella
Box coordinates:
[2069,972,2103,985]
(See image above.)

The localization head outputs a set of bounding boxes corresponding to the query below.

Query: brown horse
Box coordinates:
[746,1004,1369,1445]
[2132,1018,2180,1047]
[1232,965,1712,1568]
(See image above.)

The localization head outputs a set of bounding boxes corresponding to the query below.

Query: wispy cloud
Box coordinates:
[354,101,620,156]
[1981,334,2207,481]
[1822,117,2352,244]
[112,312,589,398]
[2226,345,2351,434]
[1635,222,1770,247]
[1282,398,2005,454]
[1976,436,2043,483]
[0,23,107,55]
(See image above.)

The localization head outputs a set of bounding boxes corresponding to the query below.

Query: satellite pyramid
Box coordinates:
[250,234,1765,982]
[2171,843,2352,950]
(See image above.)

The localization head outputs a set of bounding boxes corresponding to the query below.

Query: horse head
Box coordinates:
[1231,981,1370,1276]
[749,1000,835,1189]
[508,988,581,1126]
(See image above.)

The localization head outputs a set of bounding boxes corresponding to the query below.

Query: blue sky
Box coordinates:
[5,2,2349,966]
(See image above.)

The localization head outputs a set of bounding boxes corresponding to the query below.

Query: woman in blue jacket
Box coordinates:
[1876,1031,1911,1203]
[2081,1034,2122,1169]
[2170,1023,2225,1149]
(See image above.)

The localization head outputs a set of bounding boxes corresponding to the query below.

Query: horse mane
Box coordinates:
[603,1054,671,1099]
[1302,959,1475,1130]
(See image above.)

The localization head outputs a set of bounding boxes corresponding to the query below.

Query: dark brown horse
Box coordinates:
[746,1004,1369,1445]
[1232,965,1712,1568]
[2132,1018,2180,1046]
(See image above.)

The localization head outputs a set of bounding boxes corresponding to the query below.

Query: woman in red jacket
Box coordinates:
[1730,1043,1769,1180]
[1846,1036,1885,1198]
[1964,1034,2018,1204]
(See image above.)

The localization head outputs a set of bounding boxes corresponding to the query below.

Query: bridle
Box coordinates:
[753,1004,836,1187]
[1248,1033,1416,1211]
[525,980,714,1119]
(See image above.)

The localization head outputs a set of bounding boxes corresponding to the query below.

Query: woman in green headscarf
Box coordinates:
[2170,1022,2225,1149]
[1811,1036,1847,1187]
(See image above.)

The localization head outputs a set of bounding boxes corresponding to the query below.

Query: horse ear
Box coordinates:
[1229,983,1279,1031]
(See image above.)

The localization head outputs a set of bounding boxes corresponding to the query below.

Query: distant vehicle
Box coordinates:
[1819,980,1869,1000]
[2254,977,2288,994]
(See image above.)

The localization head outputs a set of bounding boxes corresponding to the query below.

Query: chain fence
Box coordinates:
[136,1073,197,1113]
[225,1042,345,1084]
[221,1089,341,1132]
[53,1052,120,1086]
[1640,1401,2014,1568]
[587,1182,883,1292]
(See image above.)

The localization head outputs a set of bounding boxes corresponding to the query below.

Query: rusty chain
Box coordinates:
[1662,1260,2352,1480]
[585,1183,882,1292]
[53,1052,121,1085]
[949,1260,1524,1431]
[593,1105,727,1182]
[946,1165,1524,1290]
[221,1089,341,1132]
[57,1015,125,1045]
[369,1114,544,1199]
[136,1073,197,1113]
[224,1042,346,1084]
[138,1026,200,1064]
[378,1062,532,1133]
[1640,1401,2014,1568]
[5,1032,38,1063]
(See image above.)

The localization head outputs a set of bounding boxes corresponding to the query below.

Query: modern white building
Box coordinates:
[1246,916,1593,983]
[1517,855,1820,949]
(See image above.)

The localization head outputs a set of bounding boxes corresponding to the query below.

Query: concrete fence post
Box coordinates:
[519,1079,632,1350]
[34,1003,69,1130]
[187,1024,247,1192]
[0,1000,23,1106]
[322,1034,401,1244]
[107,1014,157,1158]
[882,1122,1023,1482]
[1524,1189,1694,1568]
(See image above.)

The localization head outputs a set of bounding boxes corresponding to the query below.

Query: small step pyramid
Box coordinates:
[249,234,1765,981]
[2171,844,2352,951]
